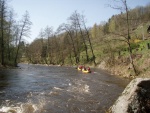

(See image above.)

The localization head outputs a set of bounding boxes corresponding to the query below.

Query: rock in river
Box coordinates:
[111,78,150,113]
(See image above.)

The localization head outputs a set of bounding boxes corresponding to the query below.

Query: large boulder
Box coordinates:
[111,78,150,113]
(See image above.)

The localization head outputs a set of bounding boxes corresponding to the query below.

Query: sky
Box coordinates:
[9,0,150,43]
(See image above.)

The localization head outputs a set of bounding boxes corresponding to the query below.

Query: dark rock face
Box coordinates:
[128,80,150,113]
[111,78,150,113]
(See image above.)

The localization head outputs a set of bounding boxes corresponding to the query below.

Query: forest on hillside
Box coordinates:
[0,0,150,77]
[24,1,150,76]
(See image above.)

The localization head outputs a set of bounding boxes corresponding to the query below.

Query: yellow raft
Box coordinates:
[77,67,82,71]
[82,69,91,73]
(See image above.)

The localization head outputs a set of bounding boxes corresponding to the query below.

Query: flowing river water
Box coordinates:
[0,64,130,113]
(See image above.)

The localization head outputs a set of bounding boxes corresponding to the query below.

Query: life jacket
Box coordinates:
[79,66,82,69]
[87,67,90,71]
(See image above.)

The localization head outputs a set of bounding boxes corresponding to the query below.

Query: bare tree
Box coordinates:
[44,26,53,65]
[81,14,96,65]
[109,0,138,76]
[58,23,79,64]
[70,11,89,62]
[14,11,32,66]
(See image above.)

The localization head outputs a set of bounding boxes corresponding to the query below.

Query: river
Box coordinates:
[0,64,130,113]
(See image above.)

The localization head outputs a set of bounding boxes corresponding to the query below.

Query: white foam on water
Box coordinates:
[84,84,90,93]
[49,86,65,96]
[53,87,63,91]
[93,71,97,74]
[66,79,90,94]
[68,83,72,86]
[20,103,37,113]
[67,84,90,94]
[0,99,46,113]
[0,106,21,113]
[49,91,60,96]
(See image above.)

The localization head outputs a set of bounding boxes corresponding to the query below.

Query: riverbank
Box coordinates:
[0,64,21,70]
[96,48,150,79]
[97,61,150,79]
[0,64,12,69]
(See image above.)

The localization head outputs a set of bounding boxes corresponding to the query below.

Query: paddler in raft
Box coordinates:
[82,66,91,73]
[77,65,83,71]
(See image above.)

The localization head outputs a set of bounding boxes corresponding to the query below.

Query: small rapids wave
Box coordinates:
[0,81,90,113]
[0,99,46,113]
[67,84,90,94]
[67,79,90,94]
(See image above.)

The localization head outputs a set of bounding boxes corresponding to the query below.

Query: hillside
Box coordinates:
[21,3,150,78]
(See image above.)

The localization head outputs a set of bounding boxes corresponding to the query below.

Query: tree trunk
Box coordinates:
[125,0,137,76]
[14,11,31,66]
[82,17,96,66]
[0,0,5,66]
[66,30,79,64]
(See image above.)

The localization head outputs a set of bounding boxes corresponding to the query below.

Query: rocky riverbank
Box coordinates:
[98,61,132,78]
[110,78,150,113]
[97,59,150,78]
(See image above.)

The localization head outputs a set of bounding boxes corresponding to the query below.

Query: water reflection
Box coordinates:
[0,73,12,89]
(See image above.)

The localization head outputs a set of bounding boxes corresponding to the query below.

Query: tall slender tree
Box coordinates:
[81,14,96,65]
[109,0,137,76]
[14,11,32,66]
[6,10,15,61]
[44,26,53,65]
[73,11,89,62]
[0,0,7,65]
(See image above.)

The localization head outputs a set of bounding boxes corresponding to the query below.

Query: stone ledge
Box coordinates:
[110,78,150,113]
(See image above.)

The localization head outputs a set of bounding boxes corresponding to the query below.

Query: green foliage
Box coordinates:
[130,43,139,50]
[91,23,98,38]
[108,18,116,32]
[41,45,47,58]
